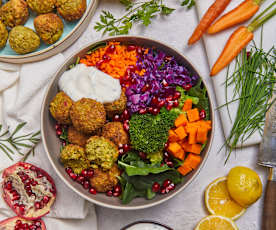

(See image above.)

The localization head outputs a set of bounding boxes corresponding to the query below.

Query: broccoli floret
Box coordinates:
[129,108,178,154]
[176,86,199,108]
[147,151,163,164]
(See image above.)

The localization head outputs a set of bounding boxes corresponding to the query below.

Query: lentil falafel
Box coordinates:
[0,20,8,48]
[0,0,29,28]
[104,91,127,118]
[56,0,86,22]
[90,164,120,192]
[50,92,73,125]
[9,26,40,54]
[60,144,90,174]
[34,13,63,44]
[67,126,89,147]
[70,98,106,134]
[27,0,56,14]
[101,122,129,146]
[85,136,118,171]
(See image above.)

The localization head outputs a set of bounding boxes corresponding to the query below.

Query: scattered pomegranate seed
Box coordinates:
[77,176,85,184]
[123,144,130,152]
[106,45,115,53]
[34,202,41,209]
[127,45,136,51]
[56,130,62,136]
[65,168,73,175]
[173,100,179,107]
[96,60,104,69]
[136,47,142,55]
[106,190,113,197]
[43,196,50,204]
[157,100,165,108]
[166,104,173,111]
[12,195,20,201]
[113,114,121,122]
[164,142,169,149]
[139,108,147,114]
[166,161,174,168]
[69,172,77,181]
[160,187,166,194]
[162,79,168,87]
[183,84,192,91]
[147,107,153,114]
[89,188,97,195]
[123,122,129,131]
[173,91,181,100]
[5,181,12,190]
[199,109,206,119]
[151,96,159,105]
[81,169,88,178]
[114,185,122,194]
[152,182,160,193]
[102,54,111,61]
[152,108,160,115]
[87,169,94,178]
[119,148,124,155]
[165,96,173,103]
[122,109,130,120]
[163,179,171,188]
[167,183,175,191]
[113,192,121,197]
[142,84,150,93]
[83,181,90,190]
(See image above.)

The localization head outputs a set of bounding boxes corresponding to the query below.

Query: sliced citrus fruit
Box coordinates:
[195,215,239,230]
[205,177,246,220]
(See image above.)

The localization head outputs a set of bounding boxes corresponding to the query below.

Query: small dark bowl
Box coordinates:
[41,36,214,210]
[121,220,173,230]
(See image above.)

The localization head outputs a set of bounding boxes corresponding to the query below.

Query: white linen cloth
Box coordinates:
[0,55,97,229]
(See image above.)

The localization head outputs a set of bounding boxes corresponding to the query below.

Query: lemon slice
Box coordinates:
[205,177,246,220]
[195,215,239,230]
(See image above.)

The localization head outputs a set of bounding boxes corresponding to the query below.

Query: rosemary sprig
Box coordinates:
[219,44,276,163]
[181,0,195,9]
[0,122,40,161]
[94,0,175,35]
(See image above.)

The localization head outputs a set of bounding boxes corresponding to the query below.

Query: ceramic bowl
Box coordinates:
[121,220,173,230]
[41,36,214,210]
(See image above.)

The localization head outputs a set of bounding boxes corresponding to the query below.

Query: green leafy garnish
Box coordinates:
[129,107,178,154]
[0,122,40,161]
[94,0,175,35]
[181,0,195,9]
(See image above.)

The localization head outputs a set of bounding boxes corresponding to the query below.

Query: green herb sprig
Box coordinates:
[0,122,40,161]
[95,0,175,35]
[181,0,195,9]
[220,44,276,163]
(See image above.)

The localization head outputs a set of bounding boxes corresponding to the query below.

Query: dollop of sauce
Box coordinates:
[125,223,168,230]
[58,64,121,103]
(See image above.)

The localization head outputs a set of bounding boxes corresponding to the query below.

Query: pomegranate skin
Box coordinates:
[0,216,46,230]
[2,162,56,221]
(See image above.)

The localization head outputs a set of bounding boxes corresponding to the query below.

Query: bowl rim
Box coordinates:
[120,220,173,230]
[41,35,215,210]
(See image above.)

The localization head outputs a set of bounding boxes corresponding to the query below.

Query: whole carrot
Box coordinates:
[210,2,276,76]
[188,0,231,45]
[208,0,263,34]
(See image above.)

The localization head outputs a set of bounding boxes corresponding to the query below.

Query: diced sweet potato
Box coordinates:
[174,114,188,127]
[174,126,187,140]
[182,99,193,111]
[178,163,192,176]
[169,129,179,142]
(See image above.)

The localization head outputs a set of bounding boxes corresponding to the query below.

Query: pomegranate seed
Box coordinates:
[128,65,136,72]
[152,108,160,115]
[35,221,41,227]
[160,187,166,194]
[139,152,147,160]
[87,169,94,178]
[102,54,111,61]
[12,195,20,201]
[173,91,181,100]
[31,180,38,186]
[69,172,77,180]
[22,223,28,229]
[81,169,88,177]
[199,109,206,119]
[30,166,37,171]
[56,130,62,136]
[164,142,169,149]
[167,183,175,191]
[163,151,170,159]
[118,143,123,149]
[127,45,136,51]
[162,79,168,87]
[96,60,104,69]
[151,96,159,105]
[183,84,192,91]
[163,179,171,188]
[141,84,150,93]
[136,47,142,55]
[113,192,121,197]
[147,107,153,114]
[166,104,173,111]
[139,108,147,114]
[157,100,165,108]
[165,96,173,103]
[77,176,85,184]
[106,44,115,53]
[166,161,174,168]
[122,109,130,120]
[113,114,121,122]
[123,144,130,152]
[106,190,113,197]
[11,190,18,197]
[19,205,25,214]
[119,148,124,155]
[123,122,129,131]
[35,202,41,209]
[43,196,50,204]
[21,175,28,182]
[5,181,12,190]
[16,219,22,225]
[152,182,160,192]
[89,187,97,195]
[173,100,179,107]
[36,173,43,178]
[83,180,90,189]
[114,185,122,194]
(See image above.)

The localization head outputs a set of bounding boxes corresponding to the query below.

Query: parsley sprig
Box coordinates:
[94,0,175,35]
[0,122,40,161]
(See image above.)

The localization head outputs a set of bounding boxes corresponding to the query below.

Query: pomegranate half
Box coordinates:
[2,162,56,220]
[0,216,46,230]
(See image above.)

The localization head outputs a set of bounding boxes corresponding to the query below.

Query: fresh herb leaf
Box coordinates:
[181,0,195,9]
[95,0,175,35]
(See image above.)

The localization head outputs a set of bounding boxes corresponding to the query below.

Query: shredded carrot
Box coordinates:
[80,42,144,79]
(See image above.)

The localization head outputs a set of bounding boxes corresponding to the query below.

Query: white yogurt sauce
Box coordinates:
[126,223,168,230]
[58,64,121,103]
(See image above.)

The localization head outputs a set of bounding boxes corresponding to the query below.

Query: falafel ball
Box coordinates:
[68,126,89,147]
[27,0,56,14]
[101,122,129,146]
[104,91,127,118]
[0,20,8,48]
[0,0,29,28]
[60,144,90,174]
[50,92,73,125]
[56,0,86,22]
[90,164,120,193]
[70,98,106,134]
[34,13,63,44]
[9,26,40,54]
[86,136,119,171]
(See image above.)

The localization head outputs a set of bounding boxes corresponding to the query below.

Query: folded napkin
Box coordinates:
[196,0,276,147]
[0,55,97,229]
